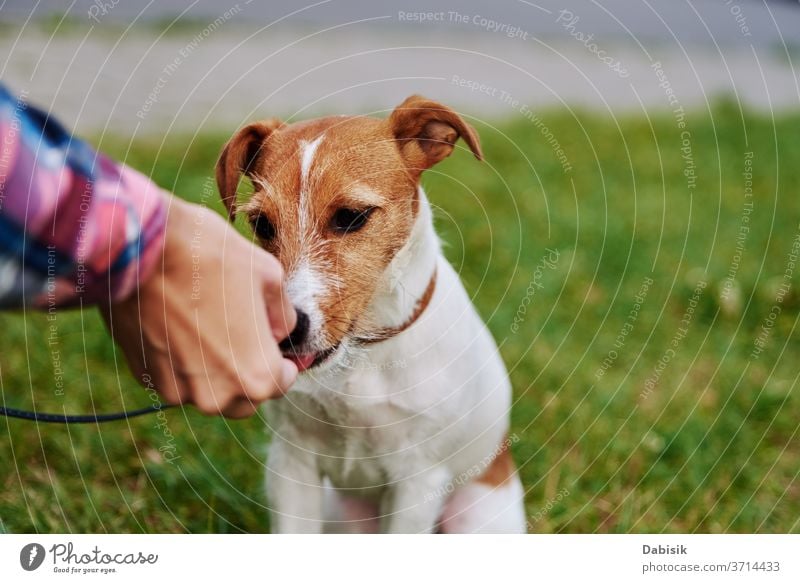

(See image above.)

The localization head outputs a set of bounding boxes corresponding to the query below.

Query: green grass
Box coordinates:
[2,102,799,533]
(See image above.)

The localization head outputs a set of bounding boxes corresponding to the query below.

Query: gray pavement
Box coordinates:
[1,0,798,134]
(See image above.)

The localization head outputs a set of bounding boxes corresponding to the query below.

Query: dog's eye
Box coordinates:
[251,214,276,241]
[331,207,374,234]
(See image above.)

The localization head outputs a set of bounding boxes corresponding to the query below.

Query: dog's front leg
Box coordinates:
[266,440,324,534]
[380,469,452,534]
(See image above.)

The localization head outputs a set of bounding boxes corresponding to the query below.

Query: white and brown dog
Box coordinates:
[216,95,526,533]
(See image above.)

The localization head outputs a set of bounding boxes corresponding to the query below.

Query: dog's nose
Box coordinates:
[279,309,309,351]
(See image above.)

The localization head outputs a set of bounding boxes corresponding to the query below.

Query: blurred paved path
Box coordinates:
[1,0,798,134]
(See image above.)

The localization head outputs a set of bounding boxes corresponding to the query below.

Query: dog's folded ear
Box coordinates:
[215,119,283,221]
[388,95,482,177]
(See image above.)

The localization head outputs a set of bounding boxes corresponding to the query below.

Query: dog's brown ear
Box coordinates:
[215,119,283,220]
[387,95,482,177]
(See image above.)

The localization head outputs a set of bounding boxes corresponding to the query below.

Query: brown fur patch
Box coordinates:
[388,94,482,180]
[476,446,517,488]
[215,96,482,348]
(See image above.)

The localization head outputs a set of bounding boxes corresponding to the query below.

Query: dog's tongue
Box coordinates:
[288,354,316,372]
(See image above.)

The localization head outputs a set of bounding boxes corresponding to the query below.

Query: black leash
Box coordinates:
[0,403,176,424]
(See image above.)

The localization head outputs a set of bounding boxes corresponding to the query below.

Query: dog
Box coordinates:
[215,95,526,533]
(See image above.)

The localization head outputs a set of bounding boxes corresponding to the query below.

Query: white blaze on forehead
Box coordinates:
[286,258,327,349]
[300,135,325,190]
[298,135,325,236]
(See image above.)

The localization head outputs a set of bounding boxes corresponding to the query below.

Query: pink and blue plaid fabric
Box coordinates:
[0,83,167,308]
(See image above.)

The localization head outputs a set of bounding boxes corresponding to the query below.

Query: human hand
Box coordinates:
[101,197,298,418]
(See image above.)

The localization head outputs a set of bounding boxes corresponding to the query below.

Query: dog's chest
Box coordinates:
[268,373,442,489]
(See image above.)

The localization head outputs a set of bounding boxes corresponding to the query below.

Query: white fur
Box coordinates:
[285,258,328,353]
[286,135,332,350]
[265,190,525,533]
[298,135,324,238]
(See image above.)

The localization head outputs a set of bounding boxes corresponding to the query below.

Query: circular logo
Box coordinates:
[19,543,46,571]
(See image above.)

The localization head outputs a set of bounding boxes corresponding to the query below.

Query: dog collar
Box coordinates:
[355,268,437,345]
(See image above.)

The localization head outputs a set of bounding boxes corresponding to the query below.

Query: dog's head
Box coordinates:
[216,95,482,372]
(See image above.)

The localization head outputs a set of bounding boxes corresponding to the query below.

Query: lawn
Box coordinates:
[1,102,799,533]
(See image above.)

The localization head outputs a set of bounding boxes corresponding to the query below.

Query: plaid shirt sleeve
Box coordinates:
[0,83,167,308]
